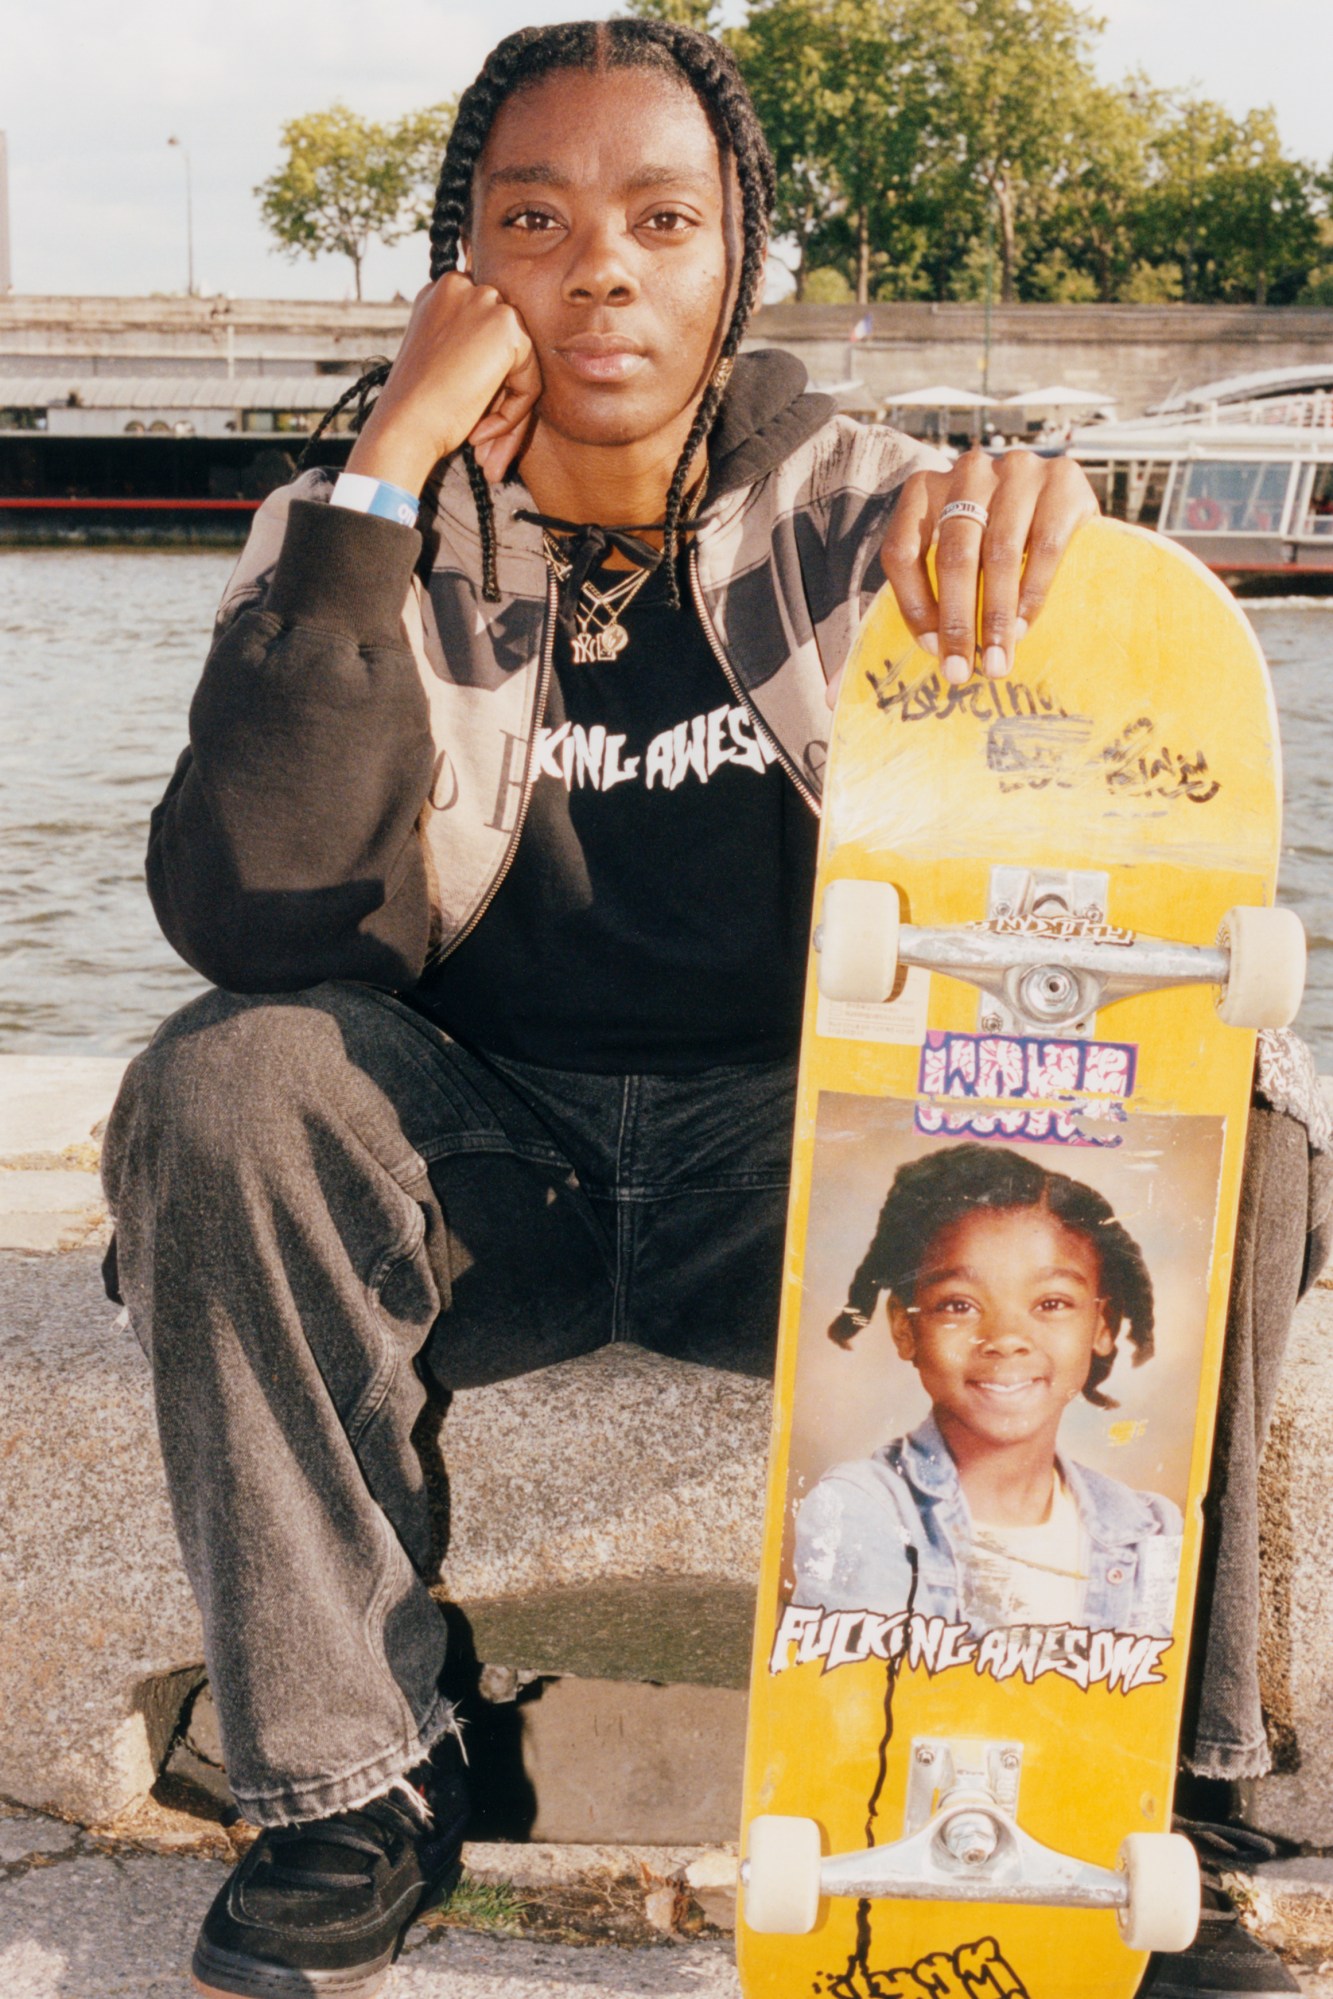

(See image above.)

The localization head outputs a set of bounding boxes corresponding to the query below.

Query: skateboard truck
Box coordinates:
[816,868,1305,1037]
[743,1736,1200,1951]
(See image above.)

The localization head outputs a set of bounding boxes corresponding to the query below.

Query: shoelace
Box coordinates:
[259,1797,421,1897]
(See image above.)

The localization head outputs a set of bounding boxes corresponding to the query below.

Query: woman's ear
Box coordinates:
[1093,1307,1117,1360]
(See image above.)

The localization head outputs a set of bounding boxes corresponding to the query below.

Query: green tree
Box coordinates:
[395,101,460,239]
[1207,110,1320,303]
[624,0,723,30]
[730,0,843,298]
[1145,99,1319,303]
[926,0,1103,303]
[1041,80,1158,302]
[256,103,454,299]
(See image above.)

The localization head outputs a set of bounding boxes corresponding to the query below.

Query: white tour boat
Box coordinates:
[1066,366,1333,592]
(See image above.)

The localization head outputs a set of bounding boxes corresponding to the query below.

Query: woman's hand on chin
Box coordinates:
[346,273,542,496]
[878,445,1100,689]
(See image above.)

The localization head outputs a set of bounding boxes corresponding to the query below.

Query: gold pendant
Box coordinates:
[571,623,630,664]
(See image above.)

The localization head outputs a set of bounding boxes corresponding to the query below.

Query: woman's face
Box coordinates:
[465,65,737,451]
[890,1205,1116,1456]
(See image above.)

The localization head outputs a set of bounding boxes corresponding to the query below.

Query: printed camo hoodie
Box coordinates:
[147,350,935,1002]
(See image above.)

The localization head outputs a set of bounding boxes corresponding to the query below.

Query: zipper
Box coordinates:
[687,543,821,815]
[438,569,559,961]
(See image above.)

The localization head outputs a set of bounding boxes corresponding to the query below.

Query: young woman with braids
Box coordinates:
[99,18,1327,1997]
[793,1145,1183,1641]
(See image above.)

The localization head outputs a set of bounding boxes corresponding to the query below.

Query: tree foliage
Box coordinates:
[255,101,455,298]
[727,0,1328,305]
[263,7,1328,305]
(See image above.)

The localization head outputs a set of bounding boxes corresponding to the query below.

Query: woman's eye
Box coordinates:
[643,208,694,234]
[505,208,560,233]
[1035,1294,1077,1314]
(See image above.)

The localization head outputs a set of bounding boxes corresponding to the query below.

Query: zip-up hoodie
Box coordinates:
[146,349,935,998]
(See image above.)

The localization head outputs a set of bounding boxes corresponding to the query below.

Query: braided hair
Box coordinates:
[302,20,775,606]
[829,1144,1156,1411]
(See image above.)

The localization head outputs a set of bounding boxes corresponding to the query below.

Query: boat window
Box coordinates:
[1128,462,1170,528]
[1300,464,1333,538]
[1080,464,1111,511]
[1078,459,1172,527]
[1165,460,1291,535]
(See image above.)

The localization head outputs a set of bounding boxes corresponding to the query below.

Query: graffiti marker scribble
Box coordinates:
[813,1933,1031,1999]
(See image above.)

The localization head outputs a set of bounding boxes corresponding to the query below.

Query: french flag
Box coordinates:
[849,312,873,342]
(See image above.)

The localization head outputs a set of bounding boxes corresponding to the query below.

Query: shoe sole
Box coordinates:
[192,1937,396,1999]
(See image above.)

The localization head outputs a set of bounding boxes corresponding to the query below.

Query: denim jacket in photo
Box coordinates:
[792,1412,1184,1639]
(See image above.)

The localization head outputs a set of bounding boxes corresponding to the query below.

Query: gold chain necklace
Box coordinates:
[541,533,654,664]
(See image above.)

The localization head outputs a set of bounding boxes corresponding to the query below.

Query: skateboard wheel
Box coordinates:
[742,1815,822,1934]
[1116,1832,1201,1952]
[817,879,900,1003]
[1216,906,1306,1029]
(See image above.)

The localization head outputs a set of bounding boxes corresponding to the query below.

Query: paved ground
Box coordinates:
[7,1809,1333,1999]
[0,1828,742,1999]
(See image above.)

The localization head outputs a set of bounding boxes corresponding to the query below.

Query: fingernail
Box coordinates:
[983,646,1009,679]
[917,631,940,656]
[943,654,970,685]
[1015,616,1029,640]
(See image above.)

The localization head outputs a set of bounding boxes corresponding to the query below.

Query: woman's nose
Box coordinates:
[562,221,638,305]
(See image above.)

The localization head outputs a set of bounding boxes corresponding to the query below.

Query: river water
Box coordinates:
[2,549,1330,1065]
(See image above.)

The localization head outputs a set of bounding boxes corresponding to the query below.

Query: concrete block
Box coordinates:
[1227,1858,1333,1961]
[0,1250,767,1825]
[172,1672,748,1847]
[0,1171,107,1253]
[0,1056,126,1158]
[437,1343,768,1607]
[1243,1282,1333,1844]
[0,1250,206,1824]
[518,1677,746,1846]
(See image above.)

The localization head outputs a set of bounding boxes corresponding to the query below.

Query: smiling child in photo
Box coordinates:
[793,1142,1183,1639]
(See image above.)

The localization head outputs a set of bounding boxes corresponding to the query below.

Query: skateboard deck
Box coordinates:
[737,518,1301,1999]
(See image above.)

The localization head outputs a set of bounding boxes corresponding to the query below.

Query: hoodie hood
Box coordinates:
[705,349,836,503]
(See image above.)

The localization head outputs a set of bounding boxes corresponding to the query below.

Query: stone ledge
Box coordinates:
[0,1248,767,1826]
[1245,1281,1333,1844]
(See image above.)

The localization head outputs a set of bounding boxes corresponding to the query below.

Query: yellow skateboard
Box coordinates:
[737,518,1304,1999]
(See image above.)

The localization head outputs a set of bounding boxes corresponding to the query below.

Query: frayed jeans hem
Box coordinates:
[230,1690,458,1830]
[1182,1737,1272,1784]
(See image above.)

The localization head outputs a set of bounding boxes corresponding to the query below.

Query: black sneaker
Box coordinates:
[192,1742,469,1998]
[1139,1910,1300,1997]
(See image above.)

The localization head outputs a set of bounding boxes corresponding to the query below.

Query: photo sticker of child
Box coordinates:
[793,1143,1184,1639]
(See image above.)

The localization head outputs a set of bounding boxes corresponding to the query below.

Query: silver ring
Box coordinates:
[938,499,990,529]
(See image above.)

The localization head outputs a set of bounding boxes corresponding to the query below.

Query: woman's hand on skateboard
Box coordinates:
[868,446,1099,697]
[346,274,543,496]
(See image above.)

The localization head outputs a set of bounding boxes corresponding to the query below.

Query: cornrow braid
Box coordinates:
[302,20,775,603]
[297,358,391,470]
[829,1144,1156,1411]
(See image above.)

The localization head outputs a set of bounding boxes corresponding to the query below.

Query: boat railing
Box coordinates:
[1173,393,1333,432]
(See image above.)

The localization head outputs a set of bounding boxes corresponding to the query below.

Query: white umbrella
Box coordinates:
[1002,385,1116,410]
[888,384,991,408]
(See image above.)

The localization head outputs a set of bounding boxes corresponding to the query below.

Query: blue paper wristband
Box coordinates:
[329,471,420,530]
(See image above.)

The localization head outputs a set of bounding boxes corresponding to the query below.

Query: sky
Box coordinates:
[3,0,1328,303]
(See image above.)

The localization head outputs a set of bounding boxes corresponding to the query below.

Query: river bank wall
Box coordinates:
[2,295,1331,417]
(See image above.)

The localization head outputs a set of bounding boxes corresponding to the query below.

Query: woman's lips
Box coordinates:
[556,341,647,384]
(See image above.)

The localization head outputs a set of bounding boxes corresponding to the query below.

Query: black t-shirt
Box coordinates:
[426,554,820,1073]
